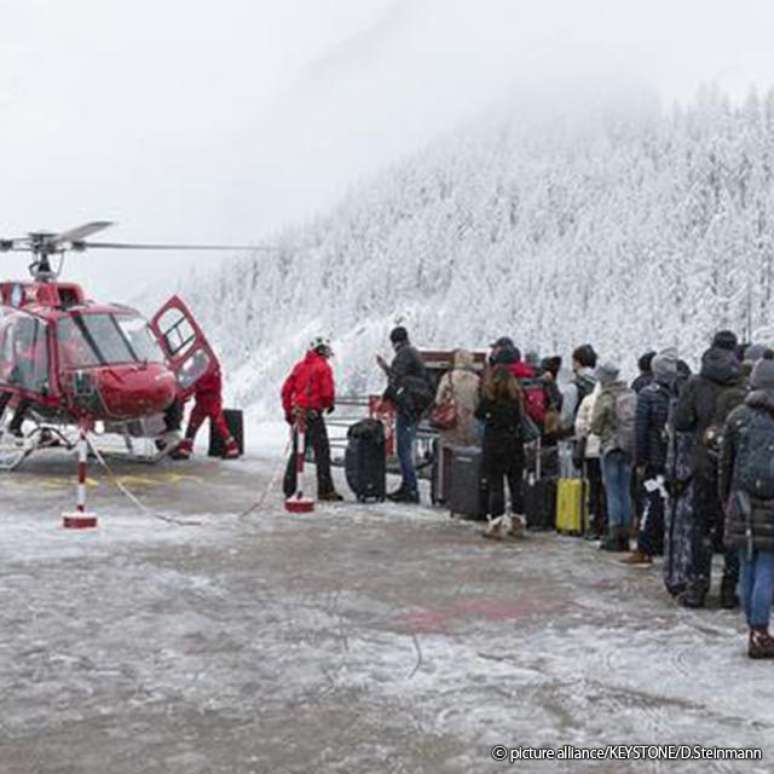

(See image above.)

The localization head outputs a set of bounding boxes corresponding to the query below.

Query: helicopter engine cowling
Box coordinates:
[65,363,178,421]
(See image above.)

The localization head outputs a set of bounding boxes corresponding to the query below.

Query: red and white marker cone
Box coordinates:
[63,424,98,529]
[285,416,315,514]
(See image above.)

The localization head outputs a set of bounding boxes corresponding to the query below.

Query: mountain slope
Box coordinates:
[179,88,774,413]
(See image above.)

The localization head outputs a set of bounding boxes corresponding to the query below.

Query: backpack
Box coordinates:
[734,410,774,499]
[398,374,434,419]
[520,378,549,428]
[612,388,637,457]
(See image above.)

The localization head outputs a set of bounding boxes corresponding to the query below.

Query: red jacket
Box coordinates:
[506,361,535,380]
[281,351,335,414]
[196,364,222,396]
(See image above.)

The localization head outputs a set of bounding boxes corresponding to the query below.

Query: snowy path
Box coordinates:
[0,448,772,773]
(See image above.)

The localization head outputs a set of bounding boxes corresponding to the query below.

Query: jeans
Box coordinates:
[738,548,774,629]
[601,450,633,529]
[396,411,418,495]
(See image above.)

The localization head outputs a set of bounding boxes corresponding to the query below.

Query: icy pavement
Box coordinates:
[1,447,773,774]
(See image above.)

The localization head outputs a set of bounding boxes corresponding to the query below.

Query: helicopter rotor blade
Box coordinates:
[78,241,272,251]
[48,221,115,248]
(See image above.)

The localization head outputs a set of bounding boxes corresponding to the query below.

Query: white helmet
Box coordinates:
[310,336,333,356]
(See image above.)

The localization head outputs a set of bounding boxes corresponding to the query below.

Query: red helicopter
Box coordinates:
[0,221,251,471]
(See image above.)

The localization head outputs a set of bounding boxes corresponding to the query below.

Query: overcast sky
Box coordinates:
[2,0,774,302]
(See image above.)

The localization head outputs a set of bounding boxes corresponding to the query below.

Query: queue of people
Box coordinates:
[279,327,774,660]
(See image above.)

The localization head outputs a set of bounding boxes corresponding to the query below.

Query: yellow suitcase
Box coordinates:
[556,479,586,535]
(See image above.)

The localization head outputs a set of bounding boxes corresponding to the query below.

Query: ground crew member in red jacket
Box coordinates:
[177,353,240,460]
[281,337,342,501]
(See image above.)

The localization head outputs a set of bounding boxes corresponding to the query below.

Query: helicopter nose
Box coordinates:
[97,365,178,420]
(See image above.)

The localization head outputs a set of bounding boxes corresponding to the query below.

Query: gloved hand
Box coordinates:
[326,405,335,415]
[285,412,294,425]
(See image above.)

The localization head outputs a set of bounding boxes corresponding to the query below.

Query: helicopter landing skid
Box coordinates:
[0,424,72,471]
[94,429,182,466]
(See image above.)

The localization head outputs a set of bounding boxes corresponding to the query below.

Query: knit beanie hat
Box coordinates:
[751,359,774,391]
[595,361,620,386]
[652,347,678,380]
[712,330,739,352]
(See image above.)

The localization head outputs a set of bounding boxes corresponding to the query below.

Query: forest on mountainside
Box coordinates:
[180,87,774,412]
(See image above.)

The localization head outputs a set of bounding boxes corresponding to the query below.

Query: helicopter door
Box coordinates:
[149,296,218,401]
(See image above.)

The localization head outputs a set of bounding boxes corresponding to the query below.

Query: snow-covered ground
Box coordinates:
[1,431,772,774]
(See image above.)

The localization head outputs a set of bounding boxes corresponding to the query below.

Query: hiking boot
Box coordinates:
[318,490,344,502]
[223,437,240,460]
[720,575,740,610]
[176,439,193,460]
[677,579,707,609]
[749,628,774,659]
[620,550,653,567]
[600,528,625,552]
[388,489,419,504]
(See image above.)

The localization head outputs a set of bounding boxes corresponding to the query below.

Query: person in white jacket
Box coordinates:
[575,382,607,539]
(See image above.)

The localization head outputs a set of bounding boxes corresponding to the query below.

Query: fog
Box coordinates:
[2,0,774,304]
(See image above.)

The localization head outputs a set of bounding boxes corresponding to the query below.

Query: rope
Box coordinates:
[237,435,293,521]
[85,434,202,527]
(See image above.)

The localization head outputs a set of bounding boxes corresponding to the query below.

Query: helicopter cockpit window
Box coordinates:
[57,313,164,368]
[0,311,49,393]
[156,308,196,359]
[114,315,164,363]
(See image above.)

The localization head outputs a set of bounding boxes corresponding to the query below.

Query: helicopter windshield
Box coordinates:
[57,313,164,368]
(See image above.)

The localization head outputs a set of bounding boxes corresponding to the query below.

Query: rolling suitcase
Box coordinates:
[447,445,487,520]
[556,478,586,535]
[524,437,557,530]
[208,408,244,457]
[345,419,386,503]
[524,475,558,530]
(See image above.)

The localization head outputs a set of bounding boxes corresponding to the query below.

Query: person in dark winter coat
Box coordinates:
[475,366,526,541]
[622,348,678,566]
[673,335,746,608]
[663,360,695,597]
[282,337,342,501]
[631,351,656,394]
[377,326,432,503]
[719,359,774,659]
[488,336,552,447]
